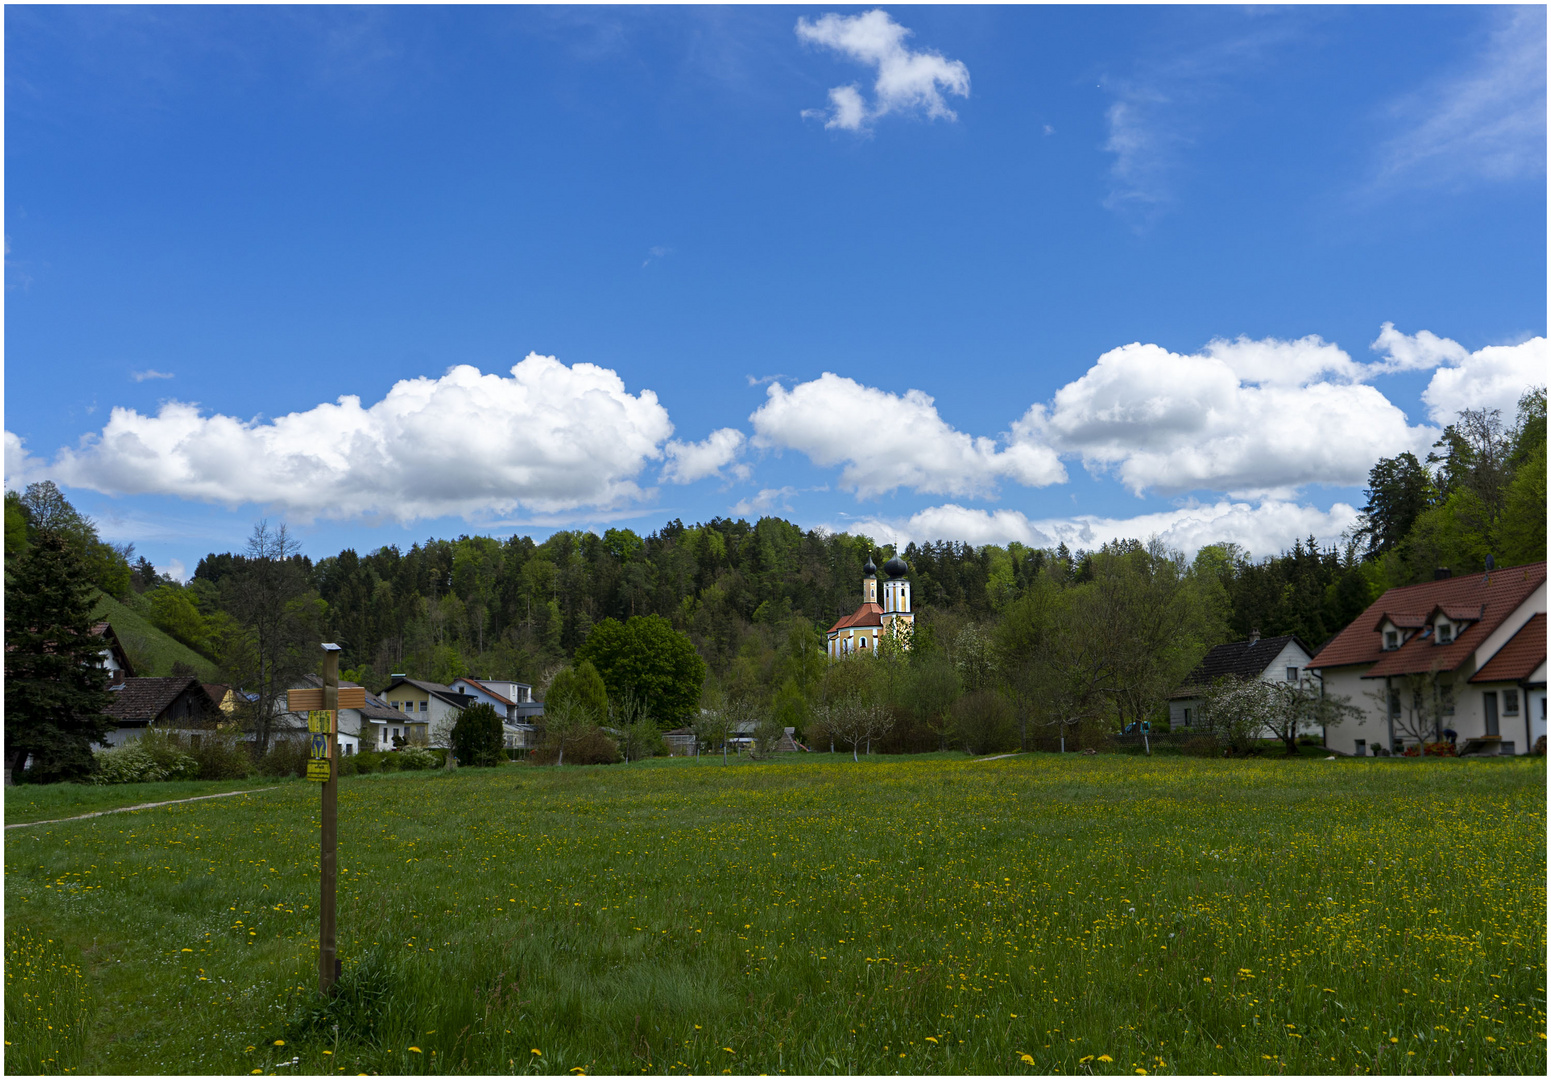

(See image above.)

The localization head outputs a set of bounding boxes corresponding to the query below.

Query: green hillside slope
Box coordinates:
[91,592,220,681]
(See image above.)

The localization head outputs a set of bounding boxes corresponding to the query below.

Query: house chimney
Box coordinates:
[1249,629,1260,646]
[1434,566,1452,580]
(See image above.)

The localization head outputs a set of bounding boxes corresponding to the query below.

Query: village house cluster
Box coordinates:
[91,555,1545,759]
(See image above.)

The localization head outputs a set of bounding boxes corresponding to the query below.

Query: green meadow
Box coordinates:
[5,754,1545,1075]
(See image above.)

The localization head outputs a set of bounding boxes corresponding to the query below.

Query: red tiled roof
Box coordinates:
[1469,613,1546,684]
[1373,612,1428,631]
[1308,562,1545,677]
[1434,605,1483,624]
[827,603,884,634]
[457,676,516,707]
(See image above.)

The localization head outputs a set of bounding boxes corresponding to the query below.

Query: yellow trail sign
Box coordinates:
[306,758,331,782]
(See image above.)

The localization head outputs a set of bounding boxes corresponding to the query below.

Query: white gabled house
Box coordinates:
[1307,562,1546,756]
[1167,632,1316,733]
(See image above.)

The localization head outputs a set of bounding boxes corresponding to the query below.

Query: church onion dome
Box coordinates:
[883,555,909,579]
[863,557,878,578]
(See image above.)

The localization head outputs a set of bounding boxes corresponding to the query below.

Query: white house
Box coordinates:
[278,674,406,756]
[380,676,474,749]
[1167,633,1316,734]
[449,676,544,748]
[1308,562,1546,756]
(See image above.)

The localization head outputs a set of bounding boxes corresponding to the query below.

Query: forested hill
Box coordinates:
[194,518,1378,695]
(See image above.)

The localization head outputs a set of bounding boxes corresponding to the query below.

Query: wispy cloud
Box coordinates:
[130,369,175,382]
[797,9,969,133]
[1101,13,1305,226]
[642,244,673,268]
[1370,7,1545,192]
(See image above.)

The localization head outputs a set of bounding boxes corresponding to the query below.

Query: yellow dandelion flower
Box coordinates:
[409,1047,422,1053]
[1097,1055,1113,1062]
[1019,1053,1034,1064]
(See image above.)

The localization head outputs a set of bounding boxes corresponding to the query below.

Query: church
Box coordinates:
[826,554,915,658]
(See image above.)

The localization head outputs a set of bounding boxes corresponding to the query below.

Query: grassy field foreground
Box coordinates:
[4,754,1545,1075]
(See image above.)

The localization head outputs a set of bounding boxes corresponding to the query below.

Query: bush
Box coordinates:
[950,691,1018,756]
[170,729,252,780]
[530,727,621,765]
[90,732,199,785]
[397,746,438,771]
[257,739,310,778]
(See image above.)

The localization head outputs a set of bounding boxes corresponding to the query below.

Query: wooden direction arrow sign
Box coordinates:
[286,686,366,711]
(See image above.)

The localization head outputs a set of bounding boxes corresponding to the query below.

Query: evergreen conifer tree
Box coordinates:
[5,531,116,781]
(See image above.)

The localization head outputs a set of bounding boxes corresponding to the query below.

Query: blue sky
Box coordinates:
[5,5,1545,579]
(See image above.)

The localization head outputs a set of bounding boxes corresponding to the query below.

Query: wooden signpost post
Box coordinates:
[286,644,365,995]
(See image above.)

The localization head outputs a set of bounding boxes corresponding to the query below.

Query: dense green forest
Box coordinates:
[6,390,1542,749]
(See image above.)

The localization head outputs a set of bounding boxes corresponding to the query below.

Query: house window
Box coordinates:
[1439,681,1455,716]
[1503,690,1520,715]
[1437,623,1453,643]
[1183,708,1193,728]
[1354,739,1366,756]
[1384,630,1399,650]
[1388,691,1401,718]
[420,701,428,713]
[1285,666,1299,683]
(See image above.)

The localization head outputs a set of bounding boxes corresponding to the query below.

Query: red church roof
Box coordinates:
[827,602,884,634]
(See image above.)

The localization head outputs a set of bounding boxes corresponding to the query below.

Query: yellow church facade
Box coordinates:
[826,555,915,658]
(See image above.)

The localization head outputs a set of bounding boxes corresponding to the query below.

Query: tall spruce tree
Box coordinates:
[5,531,116,781]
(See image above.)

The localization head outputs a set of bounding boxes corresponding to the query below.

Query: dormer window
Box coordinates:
[1436,622,1453,644]
[1384,630,1399,650]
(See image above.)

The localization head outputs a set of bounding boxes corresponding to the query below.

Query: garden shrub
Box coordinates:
[257,739,309,778]
[168,729,252,780]
[397,746,437,771]
[90,733,199,785]
[529,727,621,765]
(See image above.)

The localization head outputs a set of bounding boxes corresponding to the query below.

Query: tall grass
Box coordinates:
[4,928,92,1074]
[4,755,1544,1074]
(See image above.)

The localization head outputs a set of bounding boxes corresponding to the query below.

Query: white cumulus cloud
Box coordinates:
[797,9,969,132]
[749,372,1065,499]
[5,354,675,522]
[1372,326,1547,424]
[662,428,748,484]
[844,498,1361,560]
[1020,334,1433,497]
